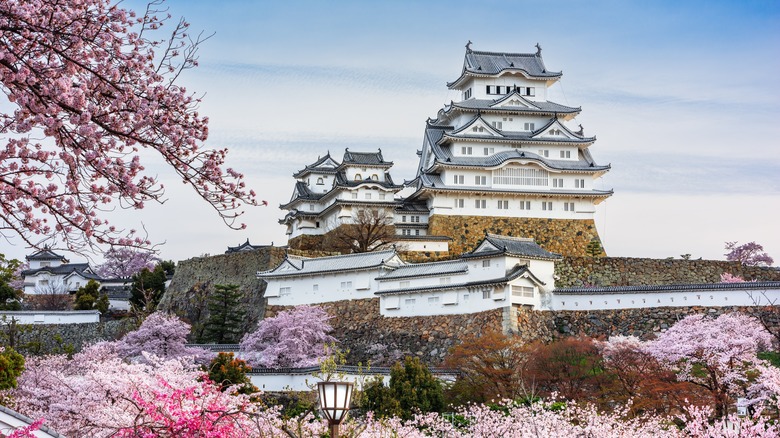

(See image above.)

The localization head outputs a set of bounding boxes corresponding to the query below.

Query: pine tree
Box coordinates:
[74,280,109,313]
[203,284,246,344]
[585,238,604,257]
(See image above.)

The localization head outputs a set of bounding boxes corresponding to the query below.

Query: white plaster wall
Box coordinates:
[379,287,507,317]
[546,286,780,311]
[249,370,456,392]
[265,269,384,306]
[466,76,549,101]
[109,299,130,311]
[429,192,595,219]
[0,311,100,324]
[393,239,448,252]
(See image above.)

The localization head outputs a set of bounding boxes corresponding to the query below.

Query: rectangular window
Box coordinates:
[365,193,371,200]
[497,200,509,209]
[552,178,564,188]
[404,298,416,305]
[453,174,464,184]
[461,147,472,155]
[475,199,487,209]
[519,200,531,210]
[575,179,586,188]
[511,285,534,297]
[560,150,571,158]
[454,198,465,208]
[527,87,535,97]
[400,281,410,288]
[492,121,502,130]
[340,281,353,289]
[415,229,420,236]
[440,277,451,285]
[402,215,407,222]
[483,147,494,155]
[542,201,553,211]
[279,287,291,296]
[379,193,386,200]
[564,202,575,211]
[482,260,491,268]
[402,229,411,236]
[493,168,548,186]
[313,284,319,291]
[428,296,440,303]
[412,216,420,223]
[482,290,491,299]
[351,192,358,199]
[464,88,472,99]
[474,175,487,185]
[538,149,549,157]
[524,122,535,131]
[463,294,470,301]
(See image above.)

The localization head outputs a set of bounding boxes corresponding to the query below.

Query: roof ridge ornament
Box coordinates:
[535,43,542,56]
[465,40,473,53]
[576,124,584,136]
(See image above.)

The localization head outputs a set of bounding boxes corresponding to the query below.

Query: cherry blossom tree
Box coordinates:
[240,305,336,368]
[94,247,160,278]
[720,272,747,283]
[115,311,211,363]
[725,241,774,267]
[646,313,774,417]
[0,0,258,254]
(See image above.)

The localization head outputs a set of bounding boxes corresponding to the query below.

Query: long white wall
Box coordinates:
[0,310,101,324]
[545,284,780,311]
[265,269,384,306]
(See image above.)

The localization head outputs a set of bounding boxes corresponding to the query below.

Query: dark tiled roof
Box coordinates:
[448,47,561,88]
[555,281,780,295]
[246,364,459,376]
[342,149,391,166]
[258,249,400,278]
[334,171,402,189]
[0,405,66,438]
[463,234,562,260]
[279,182,326,209]
[292,153,340,178]
[449,97,580,114]
[396,202,429,213]
[375,264,540,296]
[379,260,468,280]
[429,147,609,172]
[226,239,268,253]
[22,262,99,279]
[26,247,67,262]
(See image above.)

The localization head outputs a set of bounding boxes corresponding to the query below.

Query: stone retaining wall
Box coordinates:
[1,319,135,355]
[266,299,504,365]
[427,215,601,257]
[516,306,780,343]
[556,257,780,287]
[159,247,287,341]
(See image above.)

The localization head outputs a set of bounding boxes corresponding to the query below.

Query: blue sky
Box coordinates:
[4,0,779,264]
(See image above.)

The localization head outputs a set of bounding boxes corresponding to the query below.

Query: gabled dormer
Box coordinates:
[531,118,593,141]
[450,114,503,137]
[490,91,542,110]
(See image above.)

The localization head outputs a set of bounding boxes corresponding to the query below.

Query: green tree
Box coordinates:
[74,280,109,313]
[207,352,256,395]
[130,264,168,311]
[585,238,604,257]
[0,254,21,310]
[202,284,246,344]
[0,346,24,390]
[362,356,444,420]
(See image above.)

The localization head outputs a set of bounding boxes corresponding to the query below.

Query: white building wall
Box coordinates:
[430,192,594,219]
[0,310,100,324]
[465,77,549,102]
[393,239,449,252]
[264,269,384,306]
[545,286,780,311]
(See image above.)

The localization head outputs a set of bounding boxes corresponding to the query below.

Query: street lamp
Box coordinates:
[317,381,354,438]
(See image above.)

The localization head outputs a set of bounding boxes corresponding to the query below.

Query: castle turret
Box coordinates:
[405,44,612,256]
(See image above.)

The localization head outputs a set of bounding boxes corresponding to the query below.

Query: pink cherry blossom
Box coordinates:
[0,0,257,254]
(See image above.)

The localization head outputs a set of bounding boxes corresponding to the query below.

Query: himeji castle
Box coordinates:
[281,43,612,256]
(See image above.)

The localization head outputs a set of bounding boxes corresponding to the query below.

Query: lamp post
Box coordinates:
[317,381,354,438]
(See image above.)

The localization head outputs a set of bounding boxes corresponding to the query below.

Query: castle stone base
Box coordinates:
[427,215,602,257]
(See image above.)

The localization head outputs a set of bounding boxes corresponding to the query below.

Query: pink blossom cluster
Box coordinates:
[725,241,774,267]
[95,247,160,278]
[0,0,257,253]
[114,311,212,364]
[240,305,337,368]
